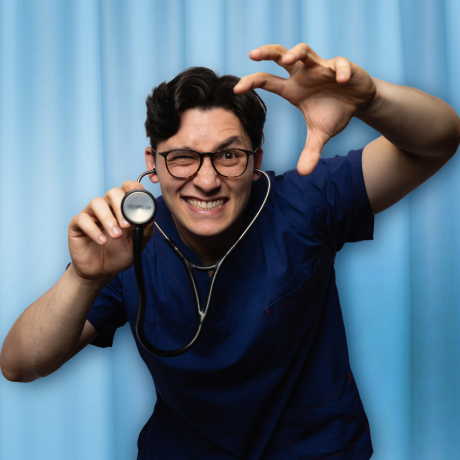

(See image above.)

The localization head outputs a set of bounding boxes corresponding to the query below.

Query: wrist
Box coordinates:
[66,263,113,293]
[354,77,385,121]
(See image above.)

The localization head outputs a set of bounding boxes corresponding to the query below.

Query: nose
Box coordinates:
[192,155,221,192]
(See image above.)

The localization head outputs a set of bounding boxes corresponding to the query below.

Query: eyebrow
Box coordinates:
[216,136,246,150]
[173,136,247,152]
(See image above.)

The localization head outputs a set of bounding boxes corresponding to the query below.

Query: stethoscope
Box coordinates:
[121,168,271,358]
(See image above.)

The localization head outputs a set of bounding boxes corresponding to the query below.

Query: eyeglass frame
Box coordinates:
[151,147,259,179]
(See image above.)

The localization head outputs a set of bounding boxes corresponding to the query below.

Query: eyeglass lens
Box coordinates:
[166,149,248,178]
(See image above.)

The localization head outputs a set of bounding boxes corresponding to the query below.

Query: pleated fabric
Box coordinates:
[0,1,459,459]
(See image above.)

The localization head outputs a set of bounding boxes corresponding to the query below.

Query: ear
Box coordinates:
[252,147,264,182]
[145,147,159,183]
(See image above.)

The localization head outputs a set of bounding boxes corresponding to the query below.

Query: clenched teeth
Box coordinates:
[186,199,225,210]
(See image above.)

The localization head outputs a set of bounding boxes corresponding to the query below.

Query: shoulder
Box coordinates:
[261,150,361,190]
[254,152,353,215]
[269,149,366,210]
[252,149,371,251]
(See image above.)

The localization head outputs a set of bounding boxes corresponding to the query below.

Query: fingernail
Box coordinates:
[98,234,107,244]
[112,227,121,236]
[122,218,130,226]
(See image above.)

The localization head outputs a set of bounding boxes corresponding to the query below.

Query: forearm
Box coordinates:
[0,266,107,382]
[357,78,460,157]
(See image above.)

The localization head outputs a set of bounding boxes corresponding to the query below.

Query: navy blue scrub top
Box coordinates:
[87,149,375,460]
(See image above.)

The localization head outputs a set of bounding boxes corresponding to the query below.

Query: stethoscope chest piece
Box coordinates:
[121,189,157,226]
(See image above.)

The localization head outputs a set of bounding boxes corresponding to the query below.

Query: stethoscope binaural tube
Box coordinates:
[121,169,271,358]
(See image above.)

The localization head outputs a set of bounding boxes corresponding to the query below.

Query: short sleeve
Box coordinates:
[86,274,128,348]
[306,148,374,252]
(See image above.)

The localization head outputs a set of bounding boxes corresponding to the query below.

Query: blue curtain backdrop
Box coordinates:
[1,0,459,459]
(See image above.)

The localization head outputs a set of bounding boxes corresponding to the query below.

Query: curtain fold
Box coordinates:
[1,1,459,459]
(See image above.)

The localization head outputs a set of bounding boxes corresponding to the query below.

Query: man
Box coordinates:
[1,44,459,459]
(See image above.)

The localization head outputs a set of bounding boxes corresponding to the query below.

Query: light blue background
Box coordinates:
[1,1,459,459]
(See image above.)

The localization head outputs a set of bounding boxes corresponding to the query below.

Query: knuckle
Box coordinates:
[91,196,104,207]
[75,212,89,227]
[107,187,121,198]
[69,214,79,229]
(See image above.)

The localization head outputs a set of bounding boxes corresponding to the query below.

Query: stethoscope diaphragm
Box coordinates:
[121,189,157,226]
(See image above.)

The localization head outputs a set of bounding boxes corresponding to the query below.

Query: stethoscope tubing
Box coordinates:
[132,169,271,357]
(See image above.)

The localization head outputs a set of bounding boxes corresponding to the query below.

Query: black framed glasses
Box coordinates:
[152,147,258,179]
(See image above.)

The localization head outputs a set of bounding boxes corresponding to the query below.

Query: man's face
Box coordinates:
[145,108,263,241]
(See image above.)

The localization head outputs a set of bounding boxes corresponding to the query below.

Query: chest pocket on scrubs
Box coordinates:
[264,255,320,355]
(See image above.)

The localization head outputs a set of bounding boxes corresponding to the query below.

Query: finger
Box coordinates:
[70,212,108,245]
[248,44,296,72]
[105,188,131,229]
[84,197,123,239]
[249,44,289,62]
[121,180,144,194]
[282,43,323,67]
[296,131,329,176]
[329,57,352,84]
[234,72,287,95]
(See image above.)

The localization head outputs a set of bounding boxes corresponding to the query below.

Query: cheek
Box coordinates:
[157,183,178,211]
[233,182,252,209]
[157,174,181,196]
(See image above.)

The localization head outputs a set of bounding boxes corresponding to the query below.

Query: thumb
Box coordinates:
[296,130,328,176]
[122,179,145,194]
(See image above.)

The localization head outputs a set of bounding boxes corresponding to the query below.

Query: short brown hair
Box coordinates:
[145,67,266,151]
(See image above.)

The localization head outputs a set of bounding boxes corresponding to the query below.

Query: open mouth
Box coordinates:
[185,198,226,211]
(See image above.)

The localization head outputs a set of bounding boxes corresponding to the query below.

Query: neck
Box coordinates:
[173,215,244,267]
